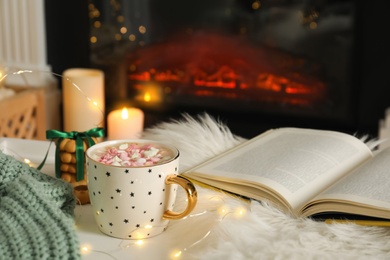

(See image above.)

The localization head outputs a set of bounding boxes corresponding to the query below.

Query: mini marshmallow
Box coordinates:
[93,142,174,167]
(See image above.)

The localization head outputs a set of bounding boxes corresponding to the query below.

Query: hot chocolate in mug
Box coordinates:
[86,139,197,239]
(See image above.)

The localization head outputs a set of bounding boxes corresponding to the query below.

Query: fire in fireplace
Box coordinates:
[126,31,327,115]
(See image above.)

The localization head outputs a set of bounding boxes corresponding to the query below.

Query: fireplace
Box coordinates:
[126,31,328,115]
[45,0,390,138]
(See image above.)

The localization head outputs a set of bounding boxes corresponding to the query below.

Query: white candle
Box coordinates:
[62,68,105,132]
[107,107,144,140]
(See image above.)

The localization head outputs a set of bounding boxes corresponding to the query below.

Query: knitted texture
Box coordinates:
[0,151,80,260]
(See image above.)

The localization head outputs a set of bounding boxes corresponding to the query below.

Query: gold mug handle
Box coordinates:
[163,175,198,220]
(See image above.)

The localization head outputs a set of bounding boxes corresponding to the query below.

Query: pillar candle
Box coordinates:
[62,68,105,132]
[107,107,144,140]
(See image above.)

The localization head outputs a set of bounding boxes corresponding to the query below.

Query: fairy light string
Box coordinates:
[72,187,250,259]
[1,69,251,259]
[1,68,106,173]
[115,192,250,259]
[0,68,105,124]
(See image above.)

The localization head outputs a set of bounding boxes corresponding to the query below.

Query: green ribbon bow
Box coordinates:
[39,127,105,182]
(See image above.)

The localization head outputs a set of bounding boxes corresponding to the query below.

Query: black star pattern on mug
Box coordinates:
[115,206,118,209]
[100,209,104,213]
[124,219,129,223]
[111,196,114,199]
[116,189,121,193]
[109,222,113,226]
[175,166,178,171]
[150,219,154,222]
[106,171,111,177]
[148,191,152,195]
[158,174,162,178]
[130,192,135,197]
[94,165,97,169]
[125,169,129,174]
[93,191,96,196]
[136,224,140,228]
[144,211,147,214]
[132,206,135,209]
[148,169,152,173]
[130,181,134,184]
[94,176,97,180]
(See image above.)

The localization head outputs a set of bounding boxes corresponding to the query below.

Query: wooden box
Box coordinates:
[0,87,46,140]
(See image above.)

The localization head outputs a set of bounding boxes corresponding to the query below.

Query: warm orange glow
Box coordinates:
[129,71,150,81]
[117,15,124,23]
[120,26,127,34]
[129,34,136,41]
[90,36,97,43]
[252,1,261,10]
[121,107,129,119]
[93,21,101,28]
[127,33,327,107]
[139,25,146,34]
[144,92,151,102]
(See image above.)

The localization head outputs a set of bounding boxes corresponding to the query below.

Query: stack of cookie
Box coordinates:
[58,138,97,204]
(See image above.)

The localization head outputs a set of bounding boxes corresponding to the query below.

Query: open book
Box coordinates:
[182,128,390,221]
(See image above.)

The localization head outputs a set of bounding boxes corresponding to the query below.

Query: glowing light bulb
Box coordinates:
[90,36,97,43]
[135,240,144,246]
[170,249,182,258]
[80,244,92,255]
[24,158,31,165]
[139,25,146,34]
[218,205,230,217]
[252,1,261,10]
[120,26,127,34]
[129,34,136,41]
[235,207,247,218]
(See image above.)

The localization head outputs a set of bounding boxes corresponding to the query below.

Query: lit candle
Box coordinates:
[62,68,105,132]
[107,107,144,140]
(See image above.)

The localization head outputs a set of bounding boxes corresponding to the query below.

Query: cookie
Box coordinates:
[56,137,98,205]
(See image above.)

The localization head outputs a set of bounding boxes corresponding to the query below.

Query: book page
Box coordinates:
[301,147,390,218]
[184,128,373,213]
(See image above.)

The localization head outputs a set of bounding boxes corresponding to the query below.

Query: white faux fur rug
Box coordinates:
[142,113,390,260]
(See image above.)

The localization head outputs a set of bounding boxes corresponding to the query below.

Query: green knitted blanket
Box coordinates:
[0,151,80,259]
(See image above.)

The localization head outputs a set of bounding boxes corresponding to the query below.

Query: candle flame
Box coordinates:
[144,92,151,102]
[121,107,129,119]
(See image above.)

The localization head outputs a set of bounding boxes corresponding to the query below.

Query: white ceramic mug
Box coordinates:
[85,139,197,239]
